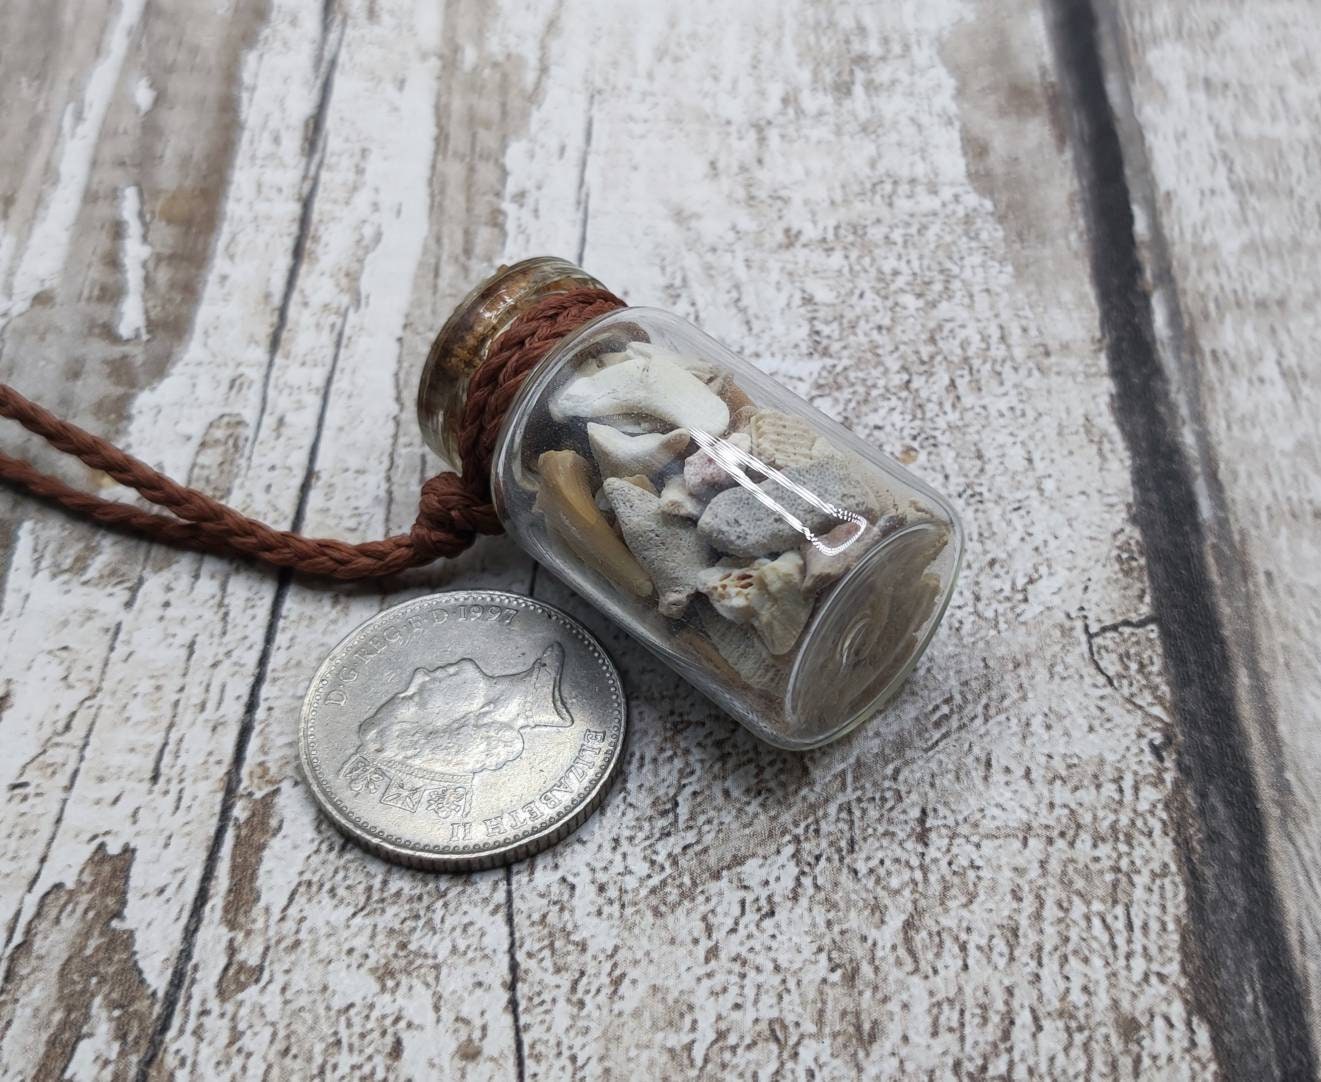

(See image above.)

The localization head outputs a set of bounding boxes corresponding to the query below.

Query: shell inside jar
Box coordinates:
[522,339,951,744]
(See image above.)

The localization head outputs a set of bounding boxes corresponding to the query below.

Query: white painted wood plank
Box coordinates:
[1108,0,1321,1057]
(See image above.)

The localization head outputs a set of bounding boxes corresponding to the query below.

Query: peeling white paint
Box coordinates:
[0,0,145,331]
[115,184,149,340]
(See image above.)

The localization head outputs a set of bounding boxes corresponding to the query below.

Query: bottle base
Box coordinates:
[780,518,961,749]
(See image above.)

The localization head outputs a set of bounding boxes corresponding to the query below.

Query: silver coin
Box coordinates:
[299,591,626,872]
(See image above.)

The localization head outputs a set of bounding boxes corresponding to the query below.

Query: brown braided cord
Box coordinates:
[0,286,624,579]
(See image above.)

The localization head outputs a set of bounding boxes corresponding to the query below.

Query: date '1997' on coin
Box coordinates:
[299,592,626,872]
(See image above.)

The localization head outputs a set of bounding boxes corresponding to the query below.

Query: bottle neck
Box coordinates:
[417,257,606,466]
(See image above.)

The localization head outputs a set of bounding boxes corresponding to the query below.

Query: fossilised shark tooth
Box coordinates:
[550,353,731,434]
[720,379,757,422]
[536,450,654,599]
[587,423,690,479]
[603,476,713,618]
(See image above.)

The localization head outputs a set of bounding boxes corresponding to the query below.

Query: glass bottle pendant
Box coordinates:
[419,258,963,749]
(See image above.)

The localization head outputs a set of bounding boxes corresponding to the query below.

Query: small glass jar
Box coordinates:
[419,258,963,749]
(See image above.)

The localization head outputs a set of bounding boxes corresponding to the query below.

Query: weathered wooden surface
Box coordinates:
[0,0,1311,1078]
[1099,2,1321,1069]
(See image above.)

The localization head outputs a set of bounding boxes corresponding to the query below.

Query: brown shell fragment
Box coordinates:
[719,378,757,420]
[536,450,654,599]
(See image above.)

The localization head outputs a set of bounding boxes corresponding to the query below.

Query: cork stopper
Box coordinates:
[417,257,606,466]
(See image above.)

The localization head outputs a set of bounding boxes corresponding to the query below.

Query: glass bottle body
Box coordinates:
[489,306,962,749]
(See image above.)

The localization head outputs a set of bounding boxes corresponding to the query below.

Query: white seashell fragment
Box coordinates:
[683,431,752,500]
[698,602,789,693]
[746,408,832,471]
[698,551,814,655]
[627,341,721,385]
[659,474,705,519]
[695,557,761,623]
[697,457,881,557]
[588,423,690,479]
[551,354,730,434]
[590,343,722,385]
[748,550,813,655]
[576,352,625,377]
[604,477,713,618]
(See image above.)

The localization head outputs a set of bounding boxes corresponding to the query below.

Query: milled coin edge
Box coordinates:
[297,591,626,873]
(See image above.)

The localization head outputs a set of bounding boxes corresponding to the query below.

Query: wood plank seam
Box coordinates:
[1046,0,1317,1076]
[248,13,344,466]
[132,308,350,1082]
[1101,0,1321,1063]
[504,866,528,1082]
[0,622,122,959]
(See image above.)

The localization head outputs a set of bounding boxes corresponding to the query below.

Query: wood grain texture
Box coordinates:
[1096,0,1321,1068]
[0,0,1301,1077]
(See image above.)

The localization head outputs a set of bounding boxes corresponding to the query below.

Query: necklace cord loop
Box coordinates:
[0,286,623,579]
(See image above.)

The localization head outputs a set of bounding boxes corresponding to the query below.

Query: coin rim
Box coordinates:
[298,591,626,872]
